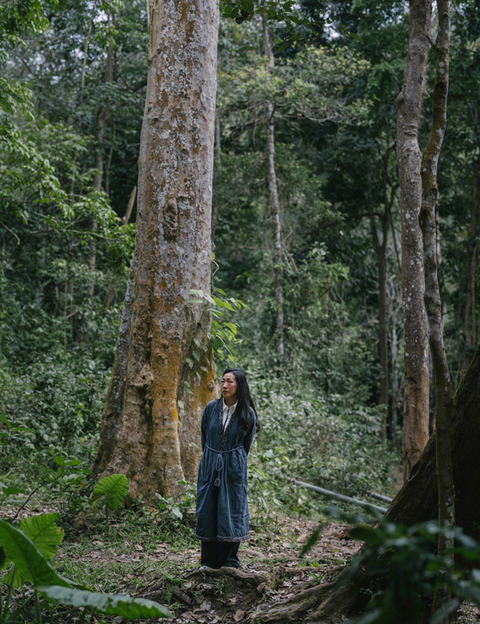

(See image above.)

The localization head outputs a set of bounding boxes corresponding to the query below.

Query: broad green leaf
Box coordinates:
[19,513,64,560]
[0,485,25,496]
[92,474,128,510]
[0,546,6,570]
[0,520,72,589]
[38,585,173,619]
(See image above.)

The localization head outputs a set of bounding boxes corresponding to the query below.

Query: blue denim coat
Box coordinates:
[195,399,256,542]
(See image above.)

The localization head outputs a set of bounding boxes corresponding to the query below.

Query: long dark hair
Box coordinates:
[222,368,260,433]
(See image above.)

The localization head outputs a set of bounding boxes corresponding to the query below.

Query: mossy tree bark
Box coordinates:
[396,0,432,479]
[93,0,219,503]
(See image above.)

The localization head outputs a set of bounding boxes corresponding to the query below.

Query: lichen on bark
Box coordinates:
[93,0,220,503]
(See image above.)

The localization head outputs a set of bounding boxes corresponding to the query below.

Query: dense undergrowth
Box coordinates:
[1,326,400,528]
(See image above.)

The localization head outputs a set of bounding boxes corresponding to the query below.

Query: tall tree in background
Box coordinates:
[93,0,219,502]
[262,13,285,359]
[396,0,431,478]
[418,0,454,613]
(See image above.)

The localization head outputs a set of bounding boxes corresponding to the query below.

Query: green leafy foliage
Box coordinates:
[249,387,398,521]
[189,286,247,366]
[0,516,172,622]
[38,585,173,619]
[0,350,113,461]
[154,479,197,533]
[342,519,480,624]
[18,513,64,560]
[4,513,64,586]
[92,473,129,510]
[0,520,71,590]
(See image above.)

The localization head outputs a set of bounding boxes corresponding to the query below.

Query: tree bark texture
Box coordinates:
[388,278,402,450]
[262,14,284,359]
[385,343,480,535]
[93,0,219,502]
[87,39,113,297]
[369,147,395,442]
[418,1,453,614]
[396,0,432,478]
[420,0,453,527]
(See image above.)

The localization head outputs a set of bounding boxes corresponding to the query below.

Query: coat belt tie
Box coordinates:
[205,444,243,487]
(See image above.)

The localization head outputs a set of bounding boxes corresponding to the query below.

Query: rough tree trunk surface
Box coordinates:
[419,1,454,588]
[93,0,219,502]
[396,0,432,479]
[369,147,395,442]
[263,14,285,359]
[386,343,480,535]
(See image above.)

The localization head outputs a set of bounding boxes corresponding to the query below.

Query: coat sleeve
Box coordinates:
[243,410,256,454]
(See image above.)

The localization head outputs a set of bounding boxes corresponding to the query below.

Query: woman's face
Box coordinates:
[221,372,238,403]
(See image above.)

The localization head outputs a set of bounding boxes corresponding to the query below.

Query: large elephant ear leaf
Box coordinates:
[92,474,128,511]
[19,513,64,561]
[38,586,173,619]
[0,520,72,589]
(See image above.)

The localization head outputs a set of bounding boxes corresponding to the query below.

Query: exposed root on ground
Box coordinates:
[185,566,276,589]
[251,580,335,622]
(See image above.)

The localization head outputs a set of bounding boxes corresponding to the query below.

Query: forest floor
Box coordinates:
[95,516,358,624]
[3,501,480,623]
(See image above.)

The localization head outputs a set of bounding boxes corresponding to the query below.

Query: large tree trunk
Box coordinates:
[396,0,432,479]
[262,14,285,359]
[93,0,219,503]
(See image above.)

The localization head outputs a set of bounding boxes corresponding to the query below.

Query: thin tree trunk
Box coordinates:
[93,0,219,502]
[88,35,113,298]
[105,121,115,197]
[123,186,137,225]
[80,2,98,93]
[390,306,400,449]
[396,0,432,479]
[368,151,393,442]
[262,14,284,359]
[418,0,453,616]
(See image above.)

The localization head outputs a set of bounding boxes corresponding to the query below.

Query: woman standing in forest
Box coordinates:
[196,368,257,569]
